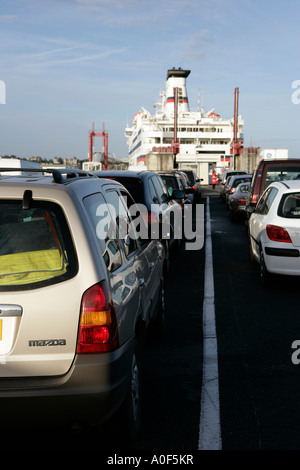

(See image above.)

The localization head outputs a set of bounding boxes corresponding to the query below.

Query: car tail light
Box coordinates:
[250,194,258,206]
[77,281,118,353]
[141,212,160,227]
[266,225,292,243]
[237,198,246,204]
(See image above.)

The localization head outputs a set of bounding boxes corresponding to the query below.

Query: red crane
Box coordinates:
[172,87,180,169]
[89,122,108,170]
[230,88,243,168]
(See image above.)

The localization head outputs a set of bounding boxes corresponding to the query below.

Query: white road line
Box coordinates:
[198,197,222,450]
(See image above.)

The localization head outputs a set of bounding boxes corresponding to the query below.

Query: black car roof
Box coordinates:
[94,170,158,179]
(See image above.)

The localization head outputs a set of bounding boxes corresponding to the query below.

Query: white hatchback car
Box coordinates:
[248,180,300,284]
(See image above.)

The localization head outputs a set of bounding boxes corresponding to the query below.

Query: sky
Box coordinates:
[0,0,300,160]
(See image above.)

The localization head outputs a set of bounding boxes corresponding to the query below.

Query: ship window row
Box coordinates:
[131,136,232,150]
[162,127,225,133]
[161,138,231,145]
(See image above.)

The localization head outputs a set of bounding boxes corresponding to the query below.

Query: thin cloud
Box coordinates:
[30,44,88,57]
[16,47,127,69]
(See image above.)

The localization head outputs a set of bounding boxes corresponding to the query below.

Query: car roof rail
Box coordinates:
[0,167,46,174]
[0,167,96,184]
[52,168,95,184]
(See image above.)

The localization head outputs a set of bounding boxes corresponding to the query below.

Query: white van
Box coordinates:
[0,158,42,175]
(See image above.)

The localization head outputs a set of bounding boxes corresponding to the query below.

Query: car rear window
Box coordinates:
[265,166,300,189]
[113,177,145,204]
[0,201,77,291]
[183,170,195,184]
[278,192,300,218]
[160,175,179,191]
[239,184,250,193]
[232,176,252,188]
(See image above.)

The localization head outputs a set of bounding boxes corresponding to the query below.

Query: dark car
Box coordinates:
[159,170,194,204]
[156,171,190,209]
[221,170,247,186]
[224,174,252,207]
[181,169,203,204]
[94,170,182,274]
[220,170,247,201]
[228,182,250,221]
[245,158,300,211]
[220,175,233,202]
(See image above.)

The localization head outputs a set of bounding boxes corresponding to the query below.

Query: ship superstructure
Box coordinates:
[125,68,244,183]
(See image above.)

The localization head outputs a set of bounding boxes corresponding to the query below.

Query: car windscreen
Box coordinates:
[0,201,77,291]
[278,192,300,218]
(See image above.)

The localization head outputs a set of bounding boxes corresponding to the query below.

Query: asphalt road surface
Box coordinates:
[133,185,300,451]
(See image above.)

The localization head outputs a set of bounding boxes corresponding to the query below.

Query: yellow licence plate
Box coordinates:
[0,319,2,341]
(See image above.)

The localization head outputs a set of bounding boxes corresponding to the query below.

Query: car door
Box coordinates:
[249,187,278,257]
[151,174,181,242]
[103,187,146,336]
[119,188,162,323]
[83,187,143,345]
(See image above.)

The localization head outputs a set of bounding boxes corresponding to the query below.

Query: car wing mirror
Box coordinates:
[161,193,168,204]
[172,189,185,199]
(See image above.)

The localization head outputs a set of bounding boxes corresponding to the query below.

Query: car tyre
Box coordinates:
[109,338,142,445]
[249,238,255,262]
[260,247,271,286]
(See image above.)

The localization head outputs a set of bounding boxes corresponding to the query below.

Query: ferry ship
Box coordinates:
[125,68,244,184]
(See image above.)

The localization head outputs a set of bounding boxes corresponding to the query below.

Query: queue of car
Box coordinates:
[0,164,203,443]
[220,159,300,286]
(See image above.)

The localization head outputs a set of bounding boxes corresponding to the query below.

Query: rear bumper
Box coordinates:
[264,246,300,275]
[230,204,247,216]
[0,336,135,426]
[265,247,300,258]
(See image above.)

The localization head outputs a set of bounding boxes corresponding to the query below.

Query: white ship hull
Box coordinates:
[125,68,244,184]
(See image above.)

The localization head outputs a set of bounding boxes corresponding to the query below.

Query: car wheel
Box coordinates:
[249,238,255,262]
[260,247,270,286]
[111,339,142,444]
